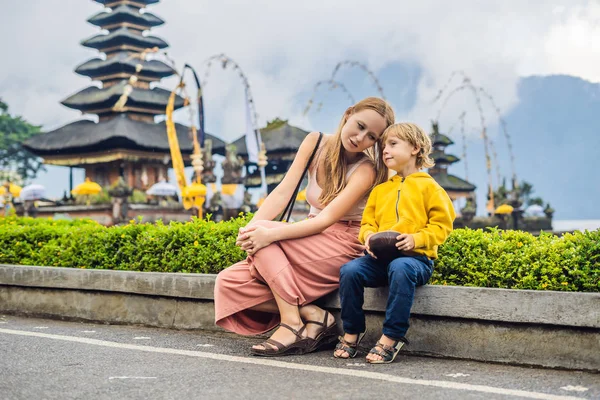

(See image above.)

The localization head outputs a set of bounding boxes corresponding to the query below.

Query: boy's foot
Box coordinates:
[365,334,408,363]
[251,322,307,352]
[333,331,366,359]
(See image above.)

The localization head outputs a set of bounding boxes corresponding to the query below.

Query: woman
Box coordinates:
[214,97,395,356]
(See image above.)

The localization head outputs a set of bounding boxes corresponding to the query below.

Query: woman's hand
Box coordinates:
[236,225,275,255]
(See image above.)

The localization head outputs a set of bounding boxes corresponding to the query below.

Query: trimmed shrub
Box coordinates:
[0,217,598,292]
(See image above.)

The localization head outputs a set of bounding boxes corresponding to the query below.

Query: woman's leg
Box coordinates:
[251,287,306,351]
[249,299,278,314]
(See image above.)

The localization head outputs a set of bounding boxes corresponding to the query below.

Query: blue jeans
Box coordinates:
[339,254,433,340]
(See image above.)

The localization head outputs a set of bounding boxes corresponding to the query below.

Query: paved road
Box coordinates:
[0,315,598,400]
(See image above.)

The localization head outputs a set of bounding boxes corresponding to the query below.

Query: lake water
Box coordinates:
[552,220,600,232]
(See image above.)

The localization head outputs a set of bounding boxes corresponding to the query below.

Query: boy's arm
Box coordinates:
[358,188,379,244]
[412,189,456,249]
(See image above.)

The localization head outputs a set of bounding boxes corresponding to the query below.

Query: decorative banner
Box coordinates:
[244,87,260,164]
[165,83,189,205]
[184,63,205,148]
[200,53,268,195]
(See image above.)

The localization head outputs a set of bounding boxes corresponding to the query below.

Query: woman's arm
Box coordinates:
[241,162,376,254]
[246,131,322,224]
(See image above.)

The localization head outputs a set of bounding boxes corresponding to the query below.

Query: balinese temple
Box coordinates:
[24,0,225,191]
[231,120,309,193]
[428,122,476,205]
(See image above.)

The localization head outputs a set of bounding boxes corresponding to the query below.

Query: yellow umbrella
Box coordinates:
[0,183,22,197]
[182,183,207,198]
[71,178,102,196]
[221,184,238,196]
[296,189,307,202]
[182,182,207,211]
[495,204,514,215]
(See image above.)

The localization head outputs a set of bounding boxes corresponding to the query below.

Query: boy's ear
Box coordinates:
[411,146,421,156]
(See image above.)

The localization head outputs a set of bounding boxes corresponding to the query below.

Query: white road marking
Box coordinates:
[133,337,151,340]
[109,376,157,380]
[196,344,214,347]
[81,331,96,333]
[446,373,471,378]
[33,326,48,329]
[560,386,588,393]
[346,363,366,367]
[0,328,585,400]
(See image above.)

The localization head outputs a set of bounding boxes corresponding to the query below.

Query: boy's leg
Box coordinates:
[339,255,387,335]
[382,256,433,340]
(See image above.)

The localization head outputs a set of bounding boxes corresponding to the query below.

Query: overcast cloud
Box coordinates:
[1,0,598,141]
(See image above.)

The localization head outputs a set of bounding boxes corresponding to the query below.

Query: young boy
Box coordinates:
[334,122,456,364]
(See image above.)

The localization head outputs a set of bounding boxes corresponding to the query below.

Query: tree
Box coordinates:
[0,99,44,183]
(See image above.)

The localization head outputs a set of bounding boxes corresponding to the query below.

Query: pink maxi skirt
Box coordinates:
[214,220,364,335]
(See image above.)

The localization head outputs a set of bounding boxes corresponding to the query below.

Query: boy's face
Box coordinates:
[382,136,420,171]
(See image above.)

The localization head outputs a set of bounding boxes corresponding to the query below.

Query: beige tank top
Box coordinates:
[306,140,371,221]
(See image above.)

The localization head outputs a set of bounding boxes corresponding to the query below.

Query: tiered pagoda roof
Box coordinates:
[25,0,222,171]
[82,27,168,53]
[428,123,476,194]
[64,0,182,120]
[61,80,183,116]
[93,0,160,5]
[231,121,310,156]
[75,52,176,82]
[88,5,164,30]
[23,114,226,166]
[230,121,310,189]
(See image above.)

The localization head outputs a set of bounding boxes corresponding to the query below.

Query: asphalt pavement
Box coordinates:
[1,314,598,400]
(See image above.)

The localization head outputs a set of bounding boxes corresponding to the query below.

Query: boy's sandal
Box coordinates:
[250,323,310,357]
[366,337,409,364]
[333,331,367,359]
[305,310,338,353]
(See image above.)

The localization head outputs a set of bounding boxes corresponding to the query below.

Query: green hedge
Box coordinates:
[0,216,598,292]
[0,216,248,274]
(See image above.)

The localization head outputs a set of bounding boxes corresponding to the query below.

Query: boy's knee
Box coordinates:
[340,258,365,279]
[388,259,417,282]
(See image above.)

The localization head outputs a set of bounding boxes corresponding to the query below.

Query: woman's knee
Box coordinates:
[214,269,230,289]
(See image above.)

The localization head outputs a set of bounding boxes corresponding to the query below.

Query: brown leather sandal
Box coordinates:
[304,310,338,353]
[250,323,310,357]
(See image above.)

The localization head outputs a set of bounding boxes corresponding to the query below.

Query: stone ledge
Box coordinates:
[1,264,598,329]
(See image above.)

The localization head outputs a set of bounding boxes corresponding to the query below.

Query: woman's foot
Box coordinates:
[300,305,338,352]
[299,305,335,340]
[251,321,307,352]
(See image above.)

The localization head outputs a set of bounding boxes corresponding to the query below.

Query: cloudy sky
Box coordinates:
[1,0,599,210]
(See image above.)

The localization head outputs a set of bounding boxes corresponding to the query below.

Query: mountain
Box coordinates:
[502,75,599,220]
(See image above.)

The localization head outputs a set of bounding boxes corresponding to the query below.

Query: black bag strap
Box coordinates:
[279,132,323,222]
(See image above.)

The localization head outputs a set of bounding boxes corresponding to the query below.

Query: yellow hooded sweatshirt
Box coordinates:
[358,172,456,259]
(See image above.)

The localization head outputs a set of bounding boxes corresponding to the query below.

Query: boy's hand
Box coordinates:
[396,233,415,252]
[365,233,377,259]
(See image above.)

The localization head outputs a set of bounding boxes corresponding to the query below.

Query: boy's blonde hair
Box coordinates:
[383,122,434,169]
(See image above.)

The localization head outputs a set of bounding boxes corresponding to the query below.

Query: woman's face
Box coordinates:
[340,109,388,154]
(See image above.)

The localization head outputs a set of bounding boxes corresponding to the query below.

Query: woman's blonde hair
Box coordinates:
[382,122,435,169]
[318,97,395,205]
